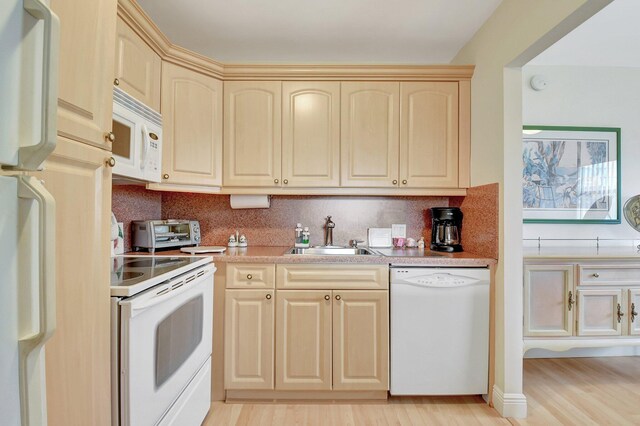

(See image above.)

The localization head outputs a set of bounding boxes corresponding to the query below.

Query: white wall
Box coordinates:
[452,0,612,418]
[523,65,640,241]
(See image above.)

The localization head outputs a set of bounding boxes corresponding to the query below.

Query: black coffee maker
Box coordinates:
[430,207,463,252]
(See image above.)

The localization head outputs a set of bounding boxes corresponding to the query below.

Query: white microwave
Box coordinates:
[111,87,162,183]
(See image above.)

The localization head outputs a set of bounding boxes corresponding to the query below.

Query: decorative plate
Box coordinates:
[623,195,640,232]
[180,246,227,254]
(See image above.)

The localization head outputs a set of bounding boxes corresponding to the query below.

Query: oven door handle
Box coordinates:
[129,267,214,314]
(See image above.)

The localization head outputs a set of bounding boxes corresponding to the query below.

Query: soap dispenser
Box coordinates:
[294,223,304,247]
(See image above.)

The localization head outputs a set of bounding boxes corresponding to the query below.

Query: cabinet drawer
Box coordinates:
[276,264,389,290]
[579,265,640,286]
[227,263,275,288]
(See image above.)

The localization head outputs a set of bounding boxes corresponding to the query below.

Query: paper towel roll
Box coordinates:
[230,195,271,209]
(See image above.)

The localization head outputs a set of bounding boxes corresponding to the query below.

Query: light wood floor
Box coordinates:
[203,357,640,425]
[512,357,640,426]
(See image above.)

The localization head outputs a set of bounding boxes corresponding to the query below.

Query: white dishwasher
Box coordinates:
[390,266,489,395]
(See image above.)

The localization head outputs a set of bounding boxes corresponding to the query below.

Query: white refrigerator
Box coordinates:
[0,0,59,424]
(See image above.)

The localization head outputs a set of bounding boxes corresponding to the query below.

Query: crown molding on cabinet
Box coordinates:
[117,0,474,81]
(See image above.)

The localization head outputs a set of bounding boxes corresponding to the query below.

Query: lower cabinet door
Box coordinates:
[629,289,640,336]
[333,291,389,390]
[224,289,274,389]
[276,290,332,390]
[577,289,623,336]
[523,264,574,337]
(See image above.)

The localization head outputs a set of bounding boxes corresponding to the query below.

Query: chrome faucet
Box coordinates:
[324,216,335,246]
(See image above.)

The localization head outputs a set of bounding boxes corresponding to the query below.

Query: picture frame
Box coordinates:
[522,126,621,224]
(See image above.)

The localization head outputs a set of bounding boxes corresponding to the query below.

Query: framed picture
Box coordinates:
[522,126,621,224]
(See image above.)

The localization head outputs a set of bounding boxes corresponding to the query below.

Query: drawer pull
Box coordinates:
[335,295,341,301]
[617,303,624,323]
[592,273,600,278]
[265,293,272,300]
[567,291,574,311]
[324,295,330,301]
[631,303,637,323]
[246,274,252,280]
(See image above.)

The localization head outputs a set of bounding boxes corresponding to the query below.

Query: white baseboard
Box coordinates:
[492,385,527,418]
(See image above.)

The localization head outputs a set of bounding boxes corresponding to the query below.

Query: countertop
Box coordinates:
[523,245,640,260]
[127,246,496,267]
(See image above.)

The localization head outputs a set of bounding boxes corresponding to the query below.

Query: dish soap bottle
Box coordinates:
[294,223,304,247]
[302,227,310,248]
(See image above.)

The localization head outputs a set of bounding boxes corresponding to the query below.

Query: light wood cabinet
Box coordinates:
[341,82,400,188]
[523,264,574,337]
[277,264,389,290]
[113,16,161,111]
[400,82,459,188]
[226,263,275,289]
[282,82,340,187]
[224,81,282,187]
[152,62,223,189]
[576,289,623,337]
[51,0,117,150]
[33,138,112,426]
[224,289,275,390]
[333,290,388,390]
[276,290,332,390]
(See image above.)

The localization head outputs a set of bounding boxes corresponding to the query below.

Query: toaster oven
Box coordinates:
[132,220,200,253]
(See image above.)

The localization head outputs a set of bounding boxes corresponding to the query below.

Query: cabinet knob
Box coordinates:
[402,179,408,185]
[265,293,272,300]
[392,180,398,185]
[163,173,170,180]
[617,303,624,323]
[106,157,116,167]
[283,179,289,185]
[274,179,279,184]
[114,78,120,86]
[592,273,600,278]
[335,295,341,301]
[631,303,637,323]
[247,274,253,280]
[324,295,330,301]
[105,132,115,142]
[567,291,574,311]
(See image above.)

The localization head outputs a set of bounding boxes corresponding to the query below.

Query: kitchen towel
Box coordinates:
[230,195,271,209]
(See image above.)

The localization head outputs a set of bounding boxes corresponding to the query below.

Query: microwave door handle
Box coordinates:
[12,0,60,171]
[17,176,56,424]
[140,124,150,171]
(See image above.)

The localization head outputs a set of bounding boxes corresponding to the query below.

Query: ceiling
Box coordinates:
[136,0,502,64]
[530,0,640,67]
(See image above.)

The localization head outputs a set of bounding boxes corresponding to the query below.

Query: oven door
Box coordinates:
[119,264,214,426]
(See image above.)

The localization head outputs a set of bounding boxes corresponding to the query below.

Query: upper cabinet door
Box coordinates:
[224,81,282,187]
[113,16,161,111]
[51,0,117,150]
[282,82,340,187]
[400,82,459,188]
[159,62,223,187]
[341,82,399,188]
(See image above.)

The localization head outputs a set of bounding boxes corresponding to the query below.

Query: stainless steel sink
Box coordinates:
[286,246,377,255]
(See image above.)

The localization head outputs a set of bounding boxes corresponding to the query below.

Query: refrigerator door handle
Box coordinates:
[12,0,60,171]
[17,176,56,425]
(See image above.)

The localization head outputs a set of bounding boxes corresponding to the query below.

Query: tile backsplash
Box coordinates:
[112,184,499,258]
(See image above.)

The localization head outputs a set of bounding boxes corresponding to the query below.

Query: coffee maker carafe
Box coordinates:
[430,207,463,252]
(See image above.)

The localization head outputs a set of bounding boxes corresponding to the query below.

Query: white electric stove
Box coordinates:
[110,255,215,426]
